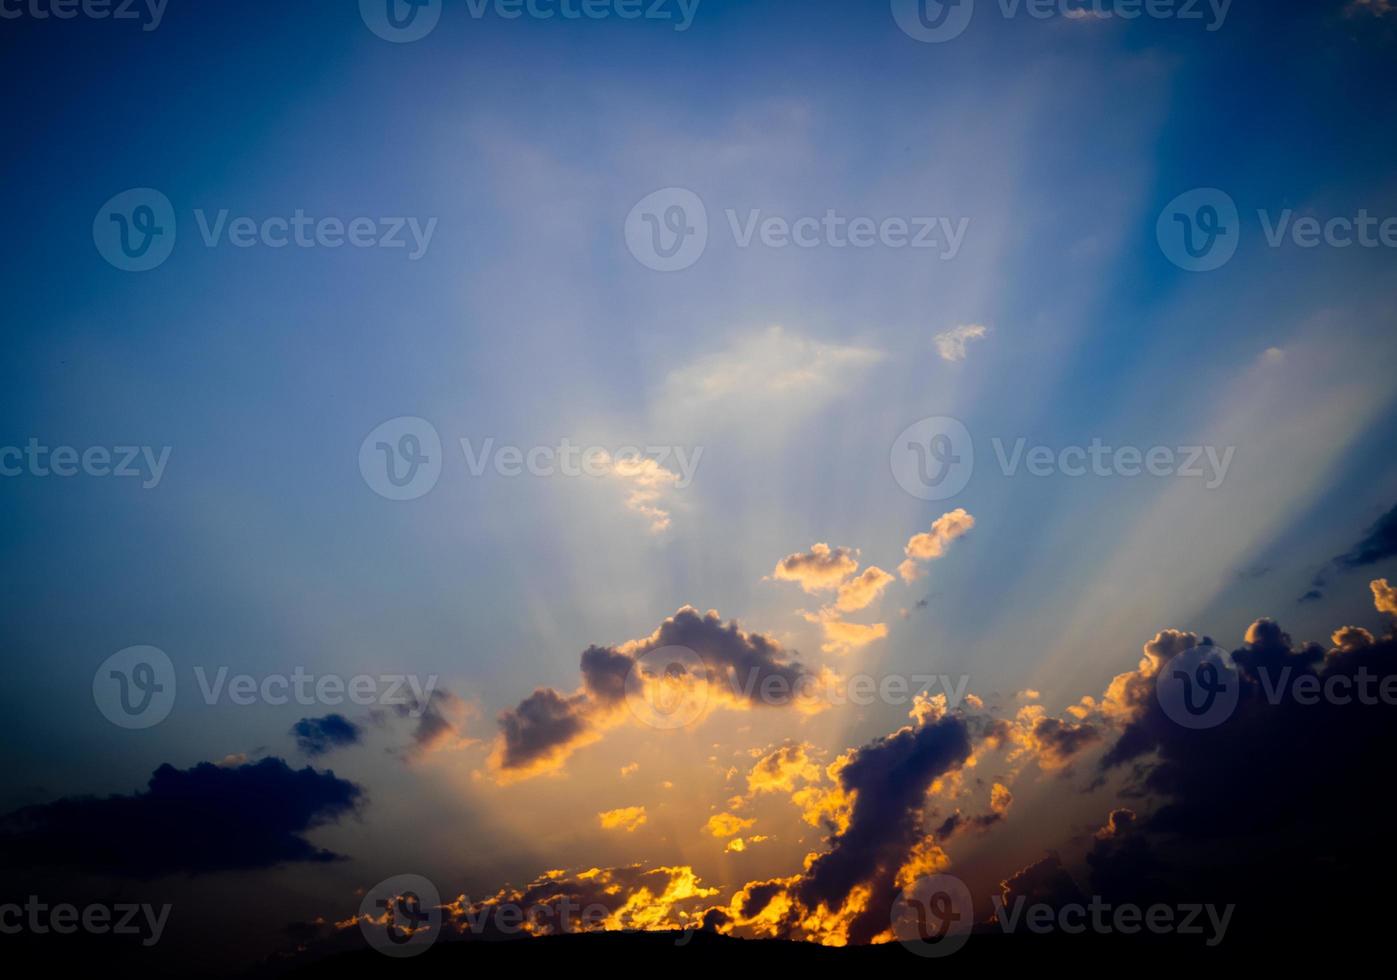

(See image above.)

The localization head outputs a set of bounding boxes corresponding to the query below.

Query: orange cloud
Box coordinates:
[898,508,976,582]
[598,806,648,832]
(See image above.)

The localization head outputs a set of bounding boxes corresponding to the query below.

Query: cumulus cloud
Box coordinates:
[0,758,361,877]
[705,812,756,838]
[702,714,974,945]
[933,323,988,362]
[898,509,975,582]
[771,543,860,594]
[490,607,816,781]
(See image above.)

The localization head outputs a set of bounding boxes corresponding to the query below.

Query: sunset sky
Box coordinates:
[3,0,1396,972]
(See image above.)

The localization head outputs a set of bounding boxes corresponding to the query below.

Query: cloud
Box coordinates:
[662,326,882,425]
[290,714,362,757]
[1373,578,1397,615]
[803,609,888,655]
[603,452,683,533]
[705,812,756,838]
[933,323,988,362]
[445,865,717,936]
[706,714,974,945]
[1298,502,1397,601]
[0,758,361,878]
[771,543,860,594]
[598,806,648,832]
[390,688,472,761]
[833,566,895,613]
[491,607,815,781]
[898,508,976,582]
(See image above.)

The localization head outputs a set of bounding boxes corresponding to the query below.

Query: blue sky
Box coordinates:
[2,0,1396,967]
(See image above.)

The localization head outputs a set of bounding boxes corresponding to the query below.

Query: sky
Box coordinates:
[2,0,1396,972]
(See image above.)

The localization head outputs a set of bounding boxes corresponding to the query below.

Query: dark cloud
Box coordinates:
[494,687,594,773]
[796,715,972,944]
[1335,502,1397,568]
[0,758,361,878]
[998,853,1087,915]
[291,713,362,757]
[1092,615,1397,936]
[494,607,811,778]
[1297,502,1397,601]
